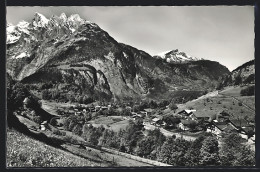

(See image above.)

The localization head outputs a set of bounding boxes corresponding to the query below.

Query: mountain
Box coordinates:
[154,49,203,63]
[218,59,255,88]
[6,13,230,102]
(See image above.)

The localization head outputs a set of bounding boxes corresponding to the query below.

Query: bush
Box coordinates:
[169,102,178,111]
[53,129,66,136]
[32,116,42,124]
[240,85,255,96]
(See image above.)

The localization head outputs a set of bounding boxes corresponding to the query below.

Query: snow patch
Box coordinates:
[123,52,128,59]
[12,52,28,59]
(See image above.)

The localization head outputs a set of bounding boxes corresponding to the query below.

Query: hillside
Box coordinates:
[218,59,254,88]
[6,129,99,167]
[6,13,230,102]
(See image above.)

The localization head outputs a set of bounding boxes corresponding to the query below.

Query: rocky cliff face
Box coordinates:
[6,13,230,101]
[218,60,255,88]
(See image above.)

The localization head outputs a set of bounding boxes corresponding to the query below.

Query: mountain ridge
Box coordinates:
[6,12,231,102]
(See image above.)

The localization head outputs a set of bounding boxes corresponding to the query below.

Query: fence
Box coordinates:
[101,147,172,166]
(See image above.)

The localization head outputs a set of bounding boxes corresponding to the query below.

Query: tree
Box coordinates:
[240,85,255,96]
[199,136,220,166]
[136,136,155,157]
[186,120,198,131]
[169,102,178,111]
[184,136,206,166]
[219,132,255,166]
[72,124,83,136]
[157,137,191,166]
[234,75,242,85]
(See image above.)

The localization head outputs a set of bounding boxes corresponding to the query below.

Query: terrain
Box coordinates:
[6,12,255,167]
[6,13,230,102]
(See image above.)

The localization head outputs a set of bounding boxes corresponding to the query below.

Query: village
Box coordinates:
[38,96,255,144]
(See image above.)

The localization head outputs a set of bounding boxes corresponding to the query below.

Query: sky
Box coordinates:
[6,6,254,71]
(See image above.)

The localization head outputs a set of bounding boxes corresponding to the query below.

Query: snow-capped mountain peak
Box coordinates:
[154,49,203,63]
[32,12,49,28]
[59,13,67,21]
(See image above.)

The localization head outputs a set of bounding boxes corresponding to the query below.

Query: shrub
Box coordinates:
[169,102,178,111]
[240,85,255,96]
[32,116,42,124]
[52,129,66,136]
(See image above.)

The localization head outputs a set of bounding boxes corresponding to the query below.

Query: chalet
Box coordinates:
[131,112,138,116]
[192,112,210,121]
[95,106,101,112]
[144,108,153,116]
[178,120,192,131]
[177,109,196,117]
[206,121,238,137]
[23,97,31,108]
[40,121,48,131]
[68,109,75,115]
[155,120,166,127]
[101,106,108,110]
[132,114,143,120]
[151,117,161,125]
[75,111,82,116]
[229,119,250,129]
[140,111,148,117]
[89,107,95,112]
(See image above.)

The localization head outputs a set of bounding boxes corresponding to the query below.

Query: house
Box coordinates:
[192,112,210,121]
[95,106,101,112]
[40,121,48,131]
[23,97,31,108]
[178,120,192,131]
[144,108,153,116]
[151,117,161,125]
[89,107,95,112]
[206,121,238,137]
[131,112,138,116]
[177,109,196,117]
[132,114,143,120]
[140,111,148,117]
[229,119,249,129]
[101,106,108,110]
[155,120,166,127]
[75,111,82,116]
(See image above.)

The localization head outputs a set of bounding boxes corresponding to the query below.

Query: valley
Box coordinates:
[6,12,255,167]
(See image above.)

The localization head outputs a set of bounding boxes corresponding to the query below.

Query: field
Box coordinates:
[235,96,255,110]
[88,116,129,132]
[219,85,248,97]
[62,144,153,167]
[40,100,76,116]
[6,129,99,167]
[175,89,255,122]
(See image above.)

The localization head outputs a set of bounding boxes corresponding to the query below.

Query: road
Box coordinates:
[143,123,196,141]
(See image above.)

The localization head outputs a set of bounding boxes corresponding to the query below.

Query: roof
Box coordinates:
[229,119,249,128]
[193,112,210,118]
[144,108,153,113]
[178,109,196,115]
[180,119,195,126]
[212,121,228,131]
[23,97,30,104]
[152,118,160,122]
[213,121,238,132]
[241,126,254,134]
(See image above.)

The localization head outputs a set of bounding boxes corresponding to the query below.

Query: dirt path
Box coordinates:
[144,123,196,141]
